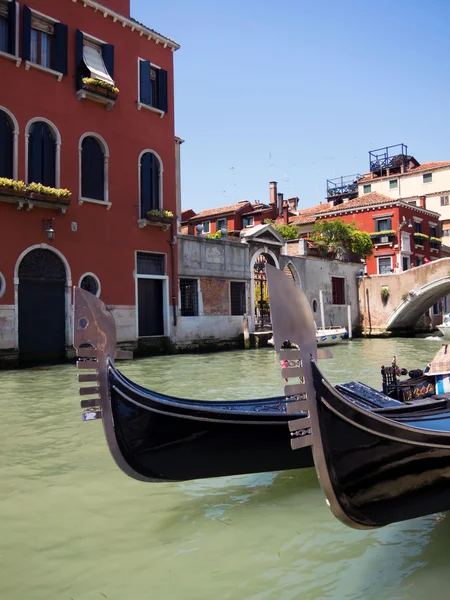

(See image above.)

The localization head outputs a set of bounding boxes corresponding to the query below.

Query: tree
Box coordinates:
[312,219,373,259]
[274,224,301,240]
[350,230,373,258]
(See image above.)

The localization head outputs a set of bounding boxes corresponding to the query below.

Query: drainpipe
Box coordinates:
[169,219,177,327]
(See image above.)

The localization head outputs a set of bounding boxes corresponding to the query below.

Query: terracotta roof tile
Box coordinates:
[316,192,396,214]
[188,202,251,220]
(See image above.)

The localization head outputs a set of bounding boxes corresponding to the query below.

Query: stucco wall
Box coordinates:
[175,316,244,345]
[279,255,362,330]
[178,235,250,279]
[358,168,450,202]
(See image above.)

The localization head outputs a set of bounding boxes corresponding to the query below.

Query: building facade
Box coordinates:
[0,0,179,365]
[316,192,442,276]
[353,145,450,246]
[181,182,298,236]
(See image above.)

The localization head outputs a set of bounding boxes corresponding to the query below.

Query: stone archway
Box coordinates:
[18,249,67,362]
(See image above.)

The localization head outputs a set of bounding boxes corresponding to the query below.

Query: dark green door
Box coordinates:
[18,249,66,363]
[138,278,164,336]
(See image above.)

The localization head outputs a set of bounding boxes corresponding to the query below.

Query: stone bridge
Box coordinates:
[358,258,450,334]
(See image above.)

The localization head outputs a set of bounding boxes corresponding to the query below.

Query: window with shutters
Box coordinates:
[0,0,17,57]
[0,109,13,179]
[27,121,57,187]
[0,1,9,53]
[138,58,168,115]
[75,30,115,105]
[22,7,67,76]
[81,136,105,201]
[30,15,54,68]
[140,151,161,218]
[331,277,345,305]
[82,38,115,85]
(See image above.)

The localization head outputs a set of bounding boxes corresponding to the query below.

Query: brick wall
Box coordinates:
[200,278,230,315]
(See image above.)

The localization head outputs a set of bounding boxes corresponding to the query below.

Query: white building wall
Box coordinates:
[358,168,450,202]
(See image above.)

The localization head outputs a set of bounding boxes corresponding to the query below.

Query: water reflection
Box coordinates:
[0,338,447,599]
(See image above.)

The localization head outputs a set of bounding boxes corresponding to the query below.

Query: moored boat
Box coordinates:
[316,326,347,347]
[73,287,317,482]
[266,264,450,530]
[437,313,450,339]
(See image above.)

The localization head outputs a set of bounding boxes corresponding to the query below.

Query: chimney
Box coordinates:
[270,181,277,206]
[187,223,194,235]
[277,193,284,216]
[288,197,298,212]
[283,201,289,224]
[418,195,426,208]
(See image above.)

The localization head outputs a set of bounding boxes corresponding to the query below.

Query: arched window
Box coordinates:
[140,151,161,218]
[81,136,105,201]
[28,121,56,186]
[0,109,13,179]
[79,273,101,297]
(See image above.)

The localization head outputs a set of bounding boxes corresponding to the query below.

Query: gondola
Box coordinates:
[266,264,450,530]
[74,287,320,482]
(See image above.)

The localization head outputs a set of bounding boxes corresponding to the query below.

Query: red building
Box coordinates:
[181,182,298,236]
[0,0,179,365]
[315,192,442,275]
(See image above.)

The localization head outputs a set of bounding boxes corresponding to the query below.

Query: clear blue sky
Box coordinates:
[132,0,450,213]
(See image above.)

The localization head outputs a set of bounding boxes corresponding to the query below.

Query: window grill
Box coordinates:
[180,279,198,316]
[230,281,246,315]
[136,252,165,276]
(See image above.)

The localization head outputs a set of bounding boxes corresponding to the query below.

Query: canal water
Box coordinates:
[1,337,450,600]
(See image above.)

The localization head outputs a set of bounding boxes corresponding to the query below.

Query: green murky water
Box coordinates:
[1,337,450,600]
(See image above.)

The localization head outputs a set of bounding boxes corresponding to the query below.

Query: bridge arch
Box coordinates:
[387,276,450,330]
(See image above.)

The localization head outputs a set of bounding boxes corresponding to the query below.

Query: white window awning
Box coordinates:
[83,45,114,85]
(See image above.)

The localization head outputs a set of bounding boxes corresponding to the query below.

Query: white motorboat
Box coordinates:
[268,325,348,347]
[437,314,450,339]
[316,326,347,346]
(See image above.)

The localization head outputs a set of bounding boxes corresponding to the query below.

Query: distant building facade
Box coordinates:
[316,192,442,276]
[181,182,298,236]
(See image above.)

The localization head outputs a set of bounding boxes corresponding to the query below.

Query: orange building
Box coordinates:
[316,192,442,275]
[0,0,179,365]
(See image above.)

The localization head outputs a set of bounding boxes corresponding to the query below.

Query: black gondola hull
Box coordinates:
[108,365,314,482]
[312,362,450,528]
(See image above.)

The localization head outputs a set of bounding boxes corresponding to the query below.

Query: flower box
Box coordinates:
[0,188,26,199]
[146,214,173,224]
[29,191,70,205]
[82,82,119,100]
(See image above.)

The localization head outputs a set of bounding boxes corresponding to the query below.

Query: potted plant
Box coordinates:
[146,209,173,224]
[381,287,390,305]
[0,177,27,198]
[27,182,71,204]
[82,77,119,100]
[430,236,442,244]
[413,232,429,241]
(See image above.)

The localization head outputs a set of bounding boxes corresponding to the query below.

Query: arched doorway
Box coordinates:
[18,249,67,362]
[254,253,276,331]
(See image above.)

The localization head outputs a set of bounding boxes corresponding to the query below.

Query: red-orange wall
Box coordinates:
[0,0,177,307]
[317,205,441,275]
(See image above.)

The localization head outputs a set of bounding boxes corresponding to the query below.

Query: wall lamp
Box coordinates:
[42,218,55,241]
[398,218,413,232]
